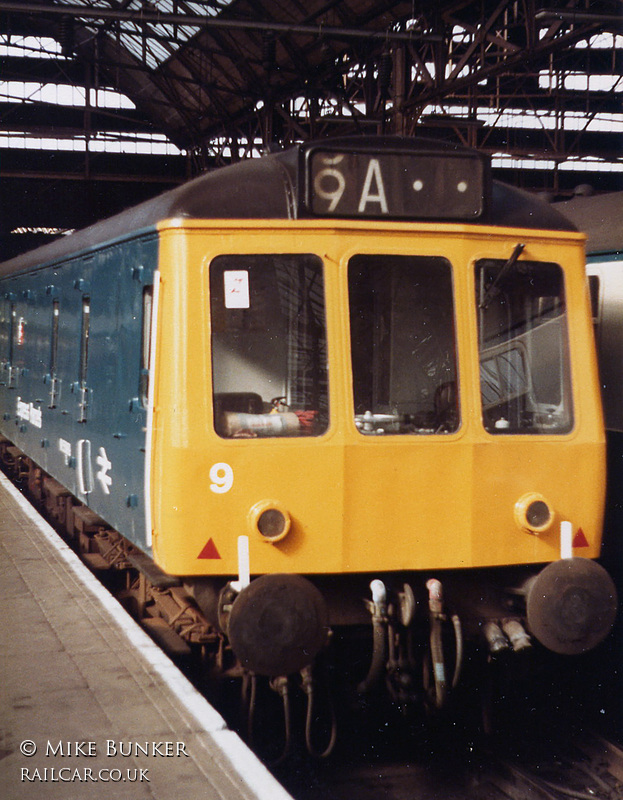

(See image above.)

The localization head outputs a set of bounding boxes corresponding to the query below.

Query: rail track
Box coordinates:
[481,728,623,800]
[272,721,623,800]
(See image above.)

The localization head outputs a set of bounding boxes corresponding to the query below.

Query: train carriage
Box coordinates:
[558,191,623,574]
[0,137,617,750]
[558,191,623,437]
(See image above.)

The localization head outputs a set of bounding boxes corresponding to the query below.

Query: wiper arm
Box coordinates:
[479,243,525,309]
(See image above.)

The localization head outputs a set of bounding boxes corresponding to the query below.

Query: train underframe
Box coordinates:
[3,439,617,760]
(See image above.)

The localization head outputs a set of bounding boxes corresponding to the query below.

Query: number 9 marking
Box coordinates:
[210,462,234,494]
[314,167,346,212]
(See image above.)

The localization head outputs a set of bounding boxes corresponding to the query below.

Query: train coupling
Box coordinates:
[483,619,532,656]
[358,579,419,697]
[361,579,416,626]
[358,578,464,711]
[365,578,388,620]
[358,579,389,694]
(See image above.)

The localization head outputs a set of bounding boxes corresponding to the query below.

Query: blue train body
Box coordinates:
[0,233,157,551]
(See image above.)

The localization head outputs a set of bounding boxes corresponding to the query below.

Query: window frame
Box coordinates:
[209,252,330,440]
[347,252,461,437]
[475,257,574,436]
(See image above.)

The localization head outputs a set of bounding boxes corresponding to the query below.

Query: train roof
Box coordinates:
[555,192,623,256]
[0,136,577,277]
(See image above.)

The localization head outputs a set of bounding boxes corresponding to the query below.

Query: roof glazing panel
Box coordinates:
[52,0,232,69]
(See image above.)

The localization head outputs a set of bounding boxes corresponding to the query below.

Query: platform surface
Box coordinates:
[0,473,293,800]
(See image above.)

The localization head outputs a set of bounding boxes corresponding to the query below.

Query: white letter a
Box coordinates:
[358,159,388,214]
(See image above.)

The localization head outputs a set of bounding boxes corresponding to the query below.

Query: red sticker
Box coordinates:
[198,538,221,559]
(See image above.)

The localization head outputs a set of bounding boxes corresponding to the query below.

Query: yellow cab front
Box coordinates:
[149,218,605,579]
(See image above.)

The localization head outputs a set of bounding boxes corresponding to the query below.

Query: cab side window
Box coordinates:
[476,259,573,434]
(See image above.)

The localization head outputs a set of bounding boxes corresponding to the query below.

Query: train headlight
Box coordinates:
[248,500,292,542]
[514,492,555,535]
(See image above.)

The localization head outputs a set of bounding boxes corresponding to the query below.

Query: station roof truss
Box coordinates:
[0,0,621,228]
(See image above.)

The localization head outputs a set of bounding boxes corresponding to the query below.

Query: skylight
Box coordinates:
[0,35,65,58]
[0,81,136,110]
[575,33,623,49]
[492,153,623,173]
[0,132,184,156]
[424,104,623,134]
[12,227,74,235]
[0,33,183,155]
[539,72,622,92]
[51,0,230,70]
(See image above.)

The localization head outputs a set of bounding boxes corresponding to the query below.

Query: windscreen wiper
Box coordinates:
[479,242,525,309]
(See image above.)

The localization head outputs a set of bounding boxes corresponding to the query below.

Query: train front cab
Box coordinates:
[148,211,617,677]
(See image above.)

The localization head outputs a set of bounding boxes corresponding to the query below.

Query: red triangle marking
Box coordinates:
[573,528,590,548]
[198,538,221,559]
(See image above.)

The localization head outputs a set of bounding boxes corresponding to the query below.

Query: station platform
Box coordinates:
[0,473,293,800]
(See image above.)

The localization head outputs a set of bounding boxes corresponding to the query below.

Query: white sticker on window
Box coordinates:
[224,270,250,309]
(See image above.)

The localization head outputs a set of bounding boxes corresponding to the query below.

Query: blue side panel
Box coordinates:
[0,234,158,553]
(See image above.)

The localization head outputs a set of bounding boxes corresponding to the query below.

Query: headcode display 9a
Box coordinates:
[304,144,486,219]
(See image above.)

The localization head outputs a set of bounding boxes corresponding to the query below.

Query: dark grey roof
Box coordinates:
[0,138,577,277]
[556,193,623,254]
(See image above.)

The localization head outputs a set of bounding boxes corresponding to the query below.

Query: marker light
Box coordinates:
[514,492,555,535]
[248,500,292,543]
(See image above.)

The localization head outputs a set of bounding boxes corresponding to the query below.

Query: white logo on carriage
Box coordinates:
[95,447,112,495]
[58,438,72,464]
[16,397,42,429]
